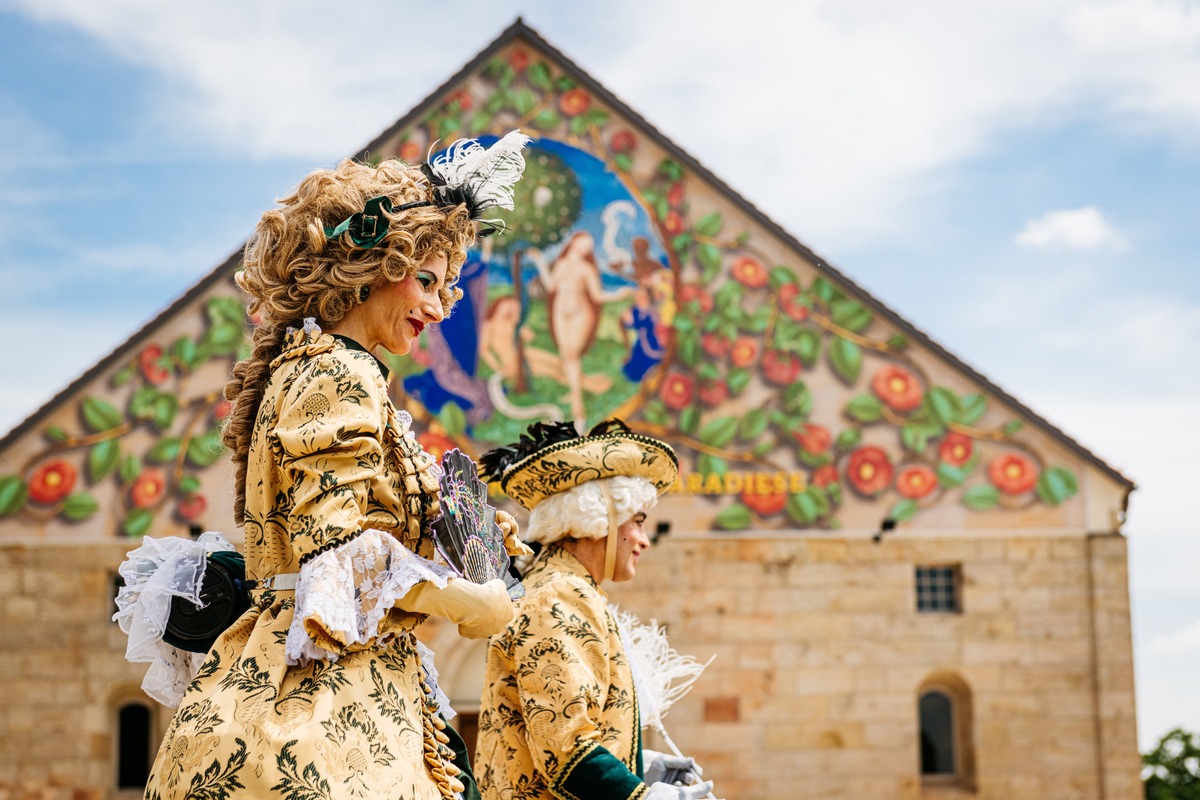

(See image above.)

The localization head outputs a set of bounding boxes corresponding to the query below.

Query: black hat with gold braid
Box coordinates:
[478,419,678,511]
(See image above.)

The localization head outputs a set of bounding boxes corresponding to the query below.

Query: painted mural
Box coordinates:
[0,39,1084,538]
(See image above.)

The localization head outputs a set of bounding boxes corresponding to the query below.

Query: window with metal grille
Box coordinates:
[915,565,960,613]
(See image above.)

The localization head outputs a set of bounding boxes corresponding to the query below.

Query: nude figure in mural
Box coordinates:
[527,231,633,429]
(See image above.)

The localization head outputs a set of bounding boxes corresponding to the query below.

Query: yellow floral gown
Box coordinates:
[475,544,646,800]
[146,323,469,800]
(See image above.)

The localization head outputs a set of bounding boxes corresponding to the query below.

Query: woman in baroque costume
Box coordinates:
[142,133,532,800]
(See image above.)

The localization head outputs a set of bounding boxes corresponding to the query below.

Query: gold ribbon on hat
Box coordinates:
[599,481,619,583]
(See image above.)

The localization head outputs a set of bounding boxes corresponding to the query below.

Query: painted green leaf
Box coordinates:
[171,336,199,369]
[962,484,1000,511]
[111,366,134,387]
[886,334,908,350]
[584,109,609,129]
[924,387,961,427]
[1001,420,1024,435]
[727,369,751,395]
[0,475,27,516]
[845,394,883,423]
[61,493,99,522]
[527,61,552,90]
[152,395,179,430]
[769,265,798,289]
[696,453,728,478]
[782,382,812,417]
[533,109,561,130]
[202,322,245,355]
[699,416,739,448]
[179,475,201,495]
[696,243,722,281]
[901,421,943,454]
[679,405,700,436]
[187,429,225,467]
[671,233,694,254]
[553,75,576,92]
[468,111,492,133]
[835,428,861,451]
[119,454,141,483]
[796,329,821,366]
[658,159,684,182]
[642,399,669,426]
[440,116,461,139]
[122,508,154,537]
[568,115,589,137]
[147,438,182,464]
[694,212,723,237]
[88,440,120,482]
[44,426,69,444]
[936,462,968,488]
[678,331,701,368]
[714,503,752,531]
[696,360,719,381]
[958,393,987,425]
[786,491,818,525]
[130,387,159,420]
[514,88,537,116]
[830,299,872,333]
[612,153,633,173]
[828,337,862,384]
[798,449,830,468]
[810,277,838,305]
[82,397,122,433]
[890,499,918,523]
[1036,467,1079,506]
[438,403,466,437]
[207,296,246,326]
[738,408,768,442]
[752,440,776,456]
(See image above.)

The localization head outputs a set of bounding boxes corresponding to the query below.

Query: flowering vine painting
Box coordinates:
[0,39,1086,538]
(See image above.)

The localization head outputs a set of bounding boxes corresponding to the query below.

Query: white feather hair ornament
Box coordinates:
[422,130,532,235]
[611,605,715,757]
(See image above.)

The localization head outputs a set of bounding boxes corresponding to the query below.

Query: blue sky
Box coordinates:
[1,0,1197,751]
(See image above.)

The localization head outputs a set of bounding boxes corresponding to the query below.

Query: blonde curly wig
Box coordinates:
[222,158,476,523]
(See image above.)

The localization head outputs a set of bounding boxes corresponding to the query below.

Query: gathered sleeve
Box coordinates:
[501,578,645,800]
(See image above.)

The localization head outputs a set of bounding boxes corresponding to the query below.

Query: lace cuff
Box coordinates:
[112,530,235,707]
[285,528,456,665]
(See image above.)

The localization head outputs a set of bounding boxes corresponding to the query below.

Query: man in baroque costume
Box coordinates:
[475,419,714,800]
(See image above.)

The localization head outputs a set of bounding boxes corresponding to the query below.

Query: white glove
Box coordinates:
[644,751,702,786]
[645,781,714,800]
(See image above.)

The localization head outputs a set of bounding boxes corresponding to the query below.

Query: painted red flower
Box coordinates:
[698,380,728,408]
[896,464,938,499]
[663,211,685,236]
[779,283,809,321]
[399,139,422,163]
[988,453,1038,495]
[812,465,840,488]
[139,344,169,385]
[730,256,768,289]
[667,183,684,207]
[559,88,591,117]
[212,400,233,421]
[447,89,473,112]
[846,446,894,496]
[507,49,531,71]
[678,284,713,314]
[661,373,695,411]
[762,350,801,386]
[417,432,457,462]
[729,337,759,368]
[871,365,923,412]
[701,333,730,359]
[28,460,77,505]
[177,494,207,521]
[131,469,167,509]
[939,431,973,467]
[794,424,831,455]
[610,130,636,154]
[741,489,786,517]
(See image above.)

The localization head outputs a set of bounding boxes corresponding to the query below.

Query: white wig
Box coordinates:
[525,476,659,545]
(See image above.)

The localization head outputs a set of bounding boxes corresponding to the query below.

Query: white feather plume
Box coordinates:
[611,605,714,738]
[429,129,531,215]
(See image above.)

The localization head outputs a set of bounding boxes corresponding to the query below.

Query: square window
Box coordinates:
[915,565,960,613]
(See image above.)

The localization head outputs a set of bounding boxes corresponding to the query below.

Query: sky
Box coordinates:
[0,0,1197,752]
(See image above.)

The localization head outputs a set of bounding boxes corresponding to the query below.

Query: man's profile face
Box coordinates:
[613,509,651,582]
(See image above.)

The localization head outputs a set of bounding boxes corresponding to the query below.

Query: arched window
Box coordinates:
[117,702,153,789]
[917,673,975,789]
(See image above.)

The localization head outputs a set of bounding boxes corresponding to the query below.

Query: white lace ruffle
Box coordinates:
[113,530,235,707]
[285,529,458,719]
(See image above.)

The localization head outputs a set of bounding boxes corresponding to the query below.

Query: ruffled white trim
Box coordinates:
[113,530,235,707]
[415,639,456,722]
[285,528,455,665]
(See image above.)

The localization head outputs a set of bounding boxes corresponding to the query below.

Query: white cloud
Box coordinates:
[1148,618,1200,655]
[1014,206,1129,251]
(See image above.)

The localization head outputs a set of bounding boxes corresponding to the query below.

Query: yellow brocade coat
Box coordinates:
[476,544,645,800]
[145,327,464,800]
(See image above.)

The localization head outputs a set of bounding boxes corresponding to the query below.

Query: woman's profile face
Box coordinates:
[362,252,449,356]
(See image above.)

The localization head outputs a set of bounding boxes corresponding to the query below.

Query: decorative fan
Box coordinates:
[432,448,524,599]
